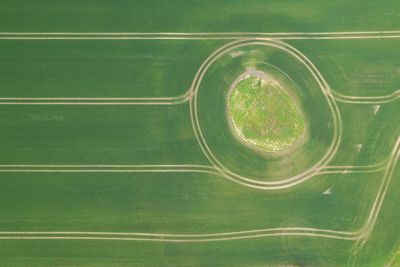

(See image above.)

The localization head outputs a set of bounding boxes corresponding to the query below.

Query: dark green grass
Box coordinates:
[0,40,226,98]
[0,171,382,233]
[289,39,400,97]
[0,1,400,32]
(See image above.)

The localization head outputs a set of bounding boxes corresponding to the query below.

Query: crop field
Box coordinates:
[0,1,399,266]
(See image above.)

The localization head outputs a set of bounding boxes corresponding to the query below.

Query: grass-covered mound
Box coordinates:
[228,74,305,153]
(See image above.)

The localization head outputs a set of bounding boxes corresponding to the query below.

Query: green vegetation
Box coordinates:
[0,1,399,266]
[228,74,305,153]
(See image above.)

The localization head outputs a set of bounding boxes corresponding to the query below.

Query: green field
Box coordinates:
[0,1,400,266]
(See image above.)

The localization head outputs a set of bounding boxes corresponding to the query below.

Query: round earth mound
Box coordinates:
[191,41,339,182]
[228,72,305,153]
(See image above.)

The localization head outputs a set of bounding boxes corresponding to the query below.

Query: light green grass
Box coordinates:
[228,75,305,153]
